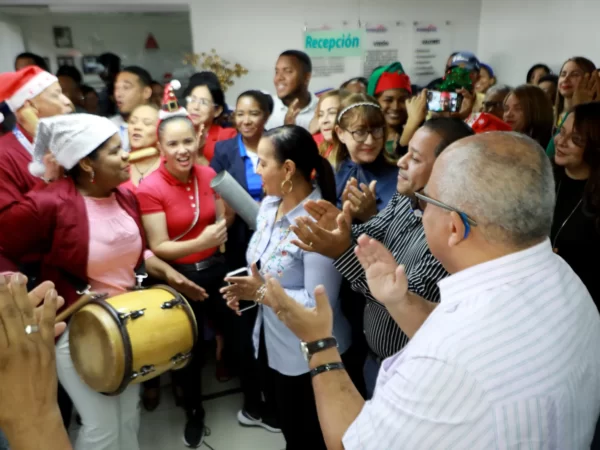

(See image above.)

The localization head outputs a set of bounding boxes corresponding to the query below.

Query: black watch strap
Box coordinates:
[306,337,338,356]
[310,362,345,378]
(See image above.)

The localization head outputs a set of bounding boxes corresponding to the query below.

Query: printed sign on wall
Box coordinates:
[304,29,363,58]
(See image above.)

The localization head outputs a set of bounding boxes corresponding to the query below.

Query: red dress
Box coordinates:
[203,125,237,162]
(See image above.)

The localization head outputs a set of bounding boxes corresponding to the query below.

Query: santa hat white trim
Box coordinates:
[5,71,58,112]
[159,107,189,121]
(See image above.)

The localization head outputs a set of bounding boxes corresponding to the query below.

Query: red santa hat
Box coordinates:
[159,80,188,121]
[469,112,513,134]
[0,67,58,120]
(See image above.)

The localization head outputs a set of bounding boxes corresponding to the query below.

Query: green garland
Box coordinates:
[436,67,473,92]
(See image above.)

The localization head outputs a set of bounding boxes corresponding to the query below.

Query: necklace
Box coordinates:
[134,158,160,184]
[552,180,583,253]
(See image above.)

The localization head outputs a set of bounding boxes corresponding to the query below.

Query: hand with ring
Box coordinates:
[0,273,70,448]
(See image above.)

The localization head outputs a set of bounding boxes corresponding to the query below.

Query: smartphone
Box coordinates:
[226,267,258,313]
[427,90,463,113]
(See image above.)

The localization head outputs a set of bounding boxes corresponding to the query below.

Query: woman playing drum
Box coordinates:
[0,113,206,450]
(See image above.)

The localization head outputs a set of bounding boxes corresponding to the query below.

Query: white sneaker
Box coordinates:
[237,409,281,433]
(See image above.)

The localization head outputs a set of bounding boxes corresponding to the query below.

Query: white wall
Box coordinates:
[477,0,599,87]
[0,12,25,72]
[187,0,482,100]
[10,12,193,87]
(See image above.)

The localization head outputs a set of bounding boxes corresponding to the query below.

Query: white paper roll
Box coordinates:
[210,171,260,230]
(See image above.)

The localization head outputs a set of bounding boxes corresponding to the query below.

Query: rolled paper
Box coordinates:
[210,171,259,230]
[128,147,159,162]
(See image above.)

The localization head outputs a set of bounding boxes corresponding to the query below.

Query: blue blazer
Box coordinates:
[211,137,260,270]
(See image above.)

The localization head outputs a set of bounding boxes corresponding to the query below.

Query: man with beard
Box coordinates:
[266,50,319,131]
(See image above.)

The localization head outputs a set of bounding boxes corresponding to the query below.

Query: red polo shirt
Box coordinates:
[204,125,237,162]
[136,163,219,265]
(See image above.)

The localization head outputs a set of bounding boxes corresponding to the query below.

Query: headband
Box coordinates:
[337,102,381,123]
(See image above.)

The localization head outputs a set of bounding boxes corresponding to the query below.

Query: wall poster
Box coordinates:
[362,22,408,78]
[411,21,453,86]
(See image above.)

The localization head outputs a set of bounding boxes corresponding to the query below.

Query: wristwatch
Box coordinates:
[300,337,338,362]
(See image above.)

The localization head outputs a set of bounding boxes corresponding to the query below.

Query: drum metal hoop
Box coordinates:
[89,297,135,396]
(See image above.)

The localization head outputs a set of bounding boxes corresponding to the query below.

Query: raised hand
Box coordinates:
[573,71,599,106]
[344,179,378,223]
[291,202,353,259]
[354,234,408,306]
[405,89,429,125]
[196,123,207,150]
[303,199,342,232]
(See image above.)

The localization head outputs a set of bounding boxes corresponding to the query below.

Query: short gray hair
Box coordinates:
[485,84,511,98]
[434,132,555,247]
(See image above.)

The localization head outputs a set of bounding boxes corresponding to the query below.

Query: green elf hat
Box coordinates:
[367,62,412,97]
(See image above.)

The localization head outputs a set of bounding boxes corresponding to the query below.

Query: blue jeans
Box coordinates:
[0,429,10,450]
[363,352,382,400]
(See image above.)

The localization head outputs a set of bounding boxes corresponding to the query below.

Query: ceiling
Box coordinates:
[0,4,189,15]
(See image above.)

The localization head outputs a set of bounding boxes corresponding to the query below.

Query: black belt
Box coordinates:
[172,255,225,273]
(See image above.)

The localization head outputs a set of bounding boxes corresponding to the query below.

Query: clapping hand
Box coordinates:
[284,99,301,125]
[343,178,378,222]
[303,200,342,231]
[264,277,333,343]
[291,202,353,259]
[354,234,408,306]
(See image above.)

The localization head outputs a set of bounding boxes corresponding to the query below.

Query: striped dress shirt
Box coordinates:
[334,193,448,358]
[343,240,600,449]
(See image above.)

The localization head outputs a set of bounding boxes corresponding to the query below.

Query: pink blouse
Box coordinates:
[84,194,152,297]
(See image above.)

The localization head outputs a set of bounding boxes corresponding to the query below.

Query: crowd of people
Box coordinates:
[0,45,599,450]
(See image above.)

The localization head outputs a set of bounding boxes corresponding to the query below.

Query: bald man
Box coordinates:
[264,132,600,449]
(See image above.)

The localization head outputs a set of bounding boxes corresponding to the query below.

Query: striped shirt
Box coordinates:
[334,193,448,358]
[343,240,600,450]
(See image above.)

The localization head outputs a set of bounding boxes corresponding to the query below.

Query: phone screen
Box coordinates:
[427,90,463,113]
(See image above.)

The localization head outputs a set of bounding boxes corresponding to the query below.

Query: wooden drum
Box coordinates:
[68,285,197,395]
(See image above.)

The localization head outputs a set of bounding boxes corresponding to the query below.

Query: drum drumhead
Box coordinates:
[69,302,127,394]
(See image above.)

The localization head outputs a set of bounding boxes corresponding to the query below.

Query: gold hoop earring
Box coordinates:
[281,179,293,195]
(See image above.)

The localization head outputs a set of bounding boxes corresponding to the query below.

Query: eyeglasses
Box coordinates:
[185,96,213,107]
[344,127,385,143]
[412,190,477,238]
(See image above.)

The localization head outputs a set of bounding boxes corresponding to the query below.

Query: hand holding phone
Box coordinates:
[223,267,258,314]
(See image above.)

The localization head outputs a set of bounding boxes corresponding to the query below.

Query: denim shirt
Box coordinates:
[248,187,352,376]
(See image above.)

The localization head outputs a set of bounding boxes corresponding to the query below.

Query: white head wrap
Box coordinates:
[29,114,119,177]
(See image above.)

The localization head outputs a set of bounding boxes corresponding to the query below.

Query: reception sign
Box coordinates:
[304,29,363,57]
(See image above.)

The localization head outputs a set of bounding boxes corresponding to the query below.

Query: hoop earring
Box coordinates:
[90,170,95,184]
[281,179,293,195]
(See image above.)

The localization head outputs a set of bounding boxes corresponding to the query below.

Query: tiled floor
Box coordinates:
[70,360,286,450]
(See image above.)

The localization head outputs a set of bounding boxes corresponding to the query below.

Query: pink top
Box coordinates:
[84,194,153,297]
